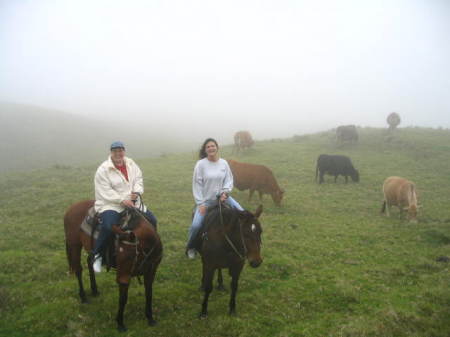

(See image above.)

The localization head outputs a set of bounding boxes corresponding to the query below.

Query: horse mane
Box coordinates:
[125,208,151,230]
[204,204,246,231]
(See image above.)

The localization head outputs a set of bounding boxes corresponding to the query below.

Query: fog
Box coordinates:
[1,0,450,144]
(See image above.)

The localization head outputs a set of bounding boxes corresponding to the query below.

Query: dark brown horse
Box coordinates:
[64,200,162,332]
[194,203,263,318]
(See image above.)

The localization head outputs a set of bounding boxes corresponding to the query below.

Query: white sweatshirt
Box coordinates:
[192,158,234,206]
[94,156,145,213]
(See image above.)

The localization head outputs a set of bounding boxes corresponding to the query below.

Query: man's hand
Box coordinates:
[121,199,135,208]
[130,193,139,201]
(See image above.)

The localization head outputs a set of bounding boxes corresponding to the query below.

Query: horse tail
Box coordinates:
[65,240,74,273]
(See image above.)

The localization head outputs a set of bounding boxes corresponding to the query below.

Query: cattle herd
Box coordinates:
[231,120,419,222]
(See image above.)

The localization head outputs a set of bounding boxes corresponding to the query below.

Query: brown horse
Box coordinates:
[194,203,263,318]
[64,200,162,332]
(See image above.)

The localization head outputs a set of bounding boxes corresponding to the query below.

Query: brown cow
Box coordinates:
[233,131,254,153]
[381,176,419,222]
[227,159,284,206]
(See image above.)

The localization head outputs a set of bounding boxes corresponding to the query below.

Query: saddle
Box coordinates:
[81,207,135,270]
[192,201,233,250]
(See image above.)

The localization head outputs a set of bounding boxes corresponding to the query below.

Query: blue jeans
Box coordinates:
[186,196,243,249]
[93,208,157,256]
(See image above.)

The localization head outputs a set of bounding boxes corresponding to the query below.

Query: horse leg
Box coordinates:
[229,265,243,315]
[86,254,99,296]
[200,264,215,318]
[67,242,88,303]
[144,264,158,326]
[75,269,87,303]
[116,282,129,332]
[216,269,226,291]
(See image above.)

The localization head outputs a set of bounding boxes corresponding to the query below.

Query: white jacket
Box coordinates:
[94,156,145,213]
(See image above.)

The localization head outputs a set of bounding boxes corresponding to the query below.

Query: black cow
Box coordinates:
[315,154,359,184]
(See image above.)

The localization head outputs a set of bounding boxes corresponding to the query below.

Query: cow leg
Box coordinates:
[258,191,264,202]
[319,171,324,184]
[200,264,215,318]
[217,268,225,291]
[381,201,386,214]
[87,254,99,296]
[144,264,158,326]
[116,282,129,332]
[399,207,404,219]
[334,175,338,183]
[229,264,243,315]
[385,203,391,217]
[248,189,255,202]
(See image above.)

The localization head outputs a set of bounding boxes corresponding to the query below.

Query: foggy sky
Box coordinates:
[1,0,450,142]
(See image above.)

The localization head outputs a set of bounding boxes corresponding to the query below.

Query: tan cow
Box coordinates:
[227,159,284,206]
[381,176,419,222]
[233,131,254,153]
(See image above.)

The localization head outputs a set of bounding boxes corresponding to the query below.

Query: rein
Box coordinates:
[123,198,162,282]
[218,199,247,261]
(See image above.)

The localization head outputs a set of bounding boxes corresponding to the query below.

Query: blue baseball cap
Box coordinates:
[110,141,125,150]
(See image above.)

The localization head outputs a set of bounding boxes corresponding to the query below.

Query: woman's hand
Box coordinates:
[219,192,228,202]
[199,205,207,216]
[121,199,135,208]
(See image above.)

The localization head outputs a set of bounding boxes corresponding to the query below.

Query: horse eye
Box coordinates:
[251,224,256,232]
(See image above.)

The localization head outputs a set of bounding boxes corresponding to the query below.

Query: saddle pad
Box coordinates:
[80,206,99,239]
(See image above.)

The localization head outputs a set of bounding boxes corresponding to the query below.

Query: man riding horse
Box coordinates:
[91,141,157,272]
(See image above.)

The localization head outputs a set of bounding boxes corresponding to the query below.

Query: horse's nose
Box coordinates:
[250,259,262,268]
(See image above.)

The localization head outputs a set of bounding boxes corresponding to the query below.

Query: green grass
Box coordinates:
[1,127,450,337]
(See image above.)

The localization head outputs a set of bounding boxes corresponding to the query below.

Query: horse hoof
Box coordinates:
[80,296,89,304]
[117,325,127,332]
[92,290,100,297]
[148,319,157,326]
[198,312,208,319]
[216,285,226,291]
[229,309,236,316]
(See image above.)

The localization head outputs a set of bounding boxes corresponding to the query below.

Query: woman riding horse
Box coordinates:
[186,138,244,259]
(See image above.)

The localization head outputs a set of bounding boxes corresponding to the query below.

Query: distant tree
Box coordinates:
[387,112,401,131]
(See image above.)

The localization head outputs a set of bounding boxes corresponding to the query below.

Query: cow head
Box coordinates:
[351,169,360,183]
[272,189,284,206]
[405,204,418,222]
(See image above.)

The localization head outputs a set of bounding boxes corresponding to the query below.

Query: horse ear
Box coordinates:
[255,205,263,218]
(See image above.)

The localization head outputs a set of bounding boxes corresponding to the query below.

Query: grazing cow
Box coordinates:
[336,125,358,144]
[387,112,401,131]
[315,154,359,184]
[233,131,254,153]
[227,159,284,206]
[381,176,419,222]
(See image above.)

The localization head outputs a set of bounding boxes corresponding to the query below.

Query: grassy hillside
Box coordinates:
[0,102,194,172]
[1,127,450,337]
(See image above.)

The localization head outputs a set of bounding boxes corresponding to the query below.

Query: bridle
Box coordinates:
[121,195,162,281]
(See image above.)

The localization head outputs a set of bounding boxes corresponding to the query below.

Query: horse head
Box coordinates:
[238,205,263,268]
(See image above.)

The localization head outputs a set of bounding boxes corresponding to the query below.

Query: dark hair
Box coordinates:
[199,138,219,159]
